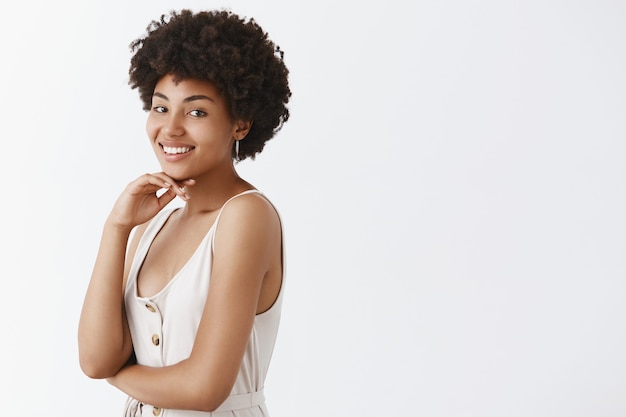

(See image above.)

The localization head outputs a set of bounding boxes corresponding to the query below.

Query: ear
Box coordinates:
[234,120,253,140]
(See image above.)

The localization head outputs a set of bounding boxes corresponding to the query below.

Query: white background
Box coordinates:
[0,0,625,416]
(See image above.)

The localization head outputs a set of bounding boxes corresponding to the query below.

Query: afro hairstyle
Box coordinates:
[128,9,291,161]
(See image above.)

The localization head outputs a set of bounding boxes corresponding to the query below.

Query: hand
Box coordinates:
[107,173,195,229]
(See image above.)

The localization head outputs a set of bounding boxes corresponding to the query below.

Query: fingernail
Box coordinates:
[163,182,171,188]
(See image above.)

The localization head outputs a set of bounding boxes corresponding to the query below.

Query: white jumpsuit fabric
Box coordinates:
[123,190,284,417]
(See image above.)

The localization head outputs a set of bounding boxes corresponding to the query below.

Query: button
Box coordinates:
[145,303,156,313]
[152,334,160,346]
[152,406,161,416]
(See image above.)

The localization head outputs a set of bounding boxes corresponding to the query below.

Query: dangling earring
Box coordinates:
[235,139,240,162]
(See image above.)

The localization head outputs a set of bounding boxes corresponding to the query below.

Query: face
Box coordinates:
[146,75,248,181]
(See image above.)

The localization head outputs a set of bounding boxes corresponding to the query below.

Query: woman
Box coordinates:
[78,9,290,416]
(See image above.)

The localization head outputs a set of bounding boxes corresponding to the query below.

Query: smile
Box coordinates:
[162,145,195,155]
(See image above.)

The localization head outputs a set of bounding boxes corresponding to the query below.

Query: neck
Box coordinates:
[179,163,252,216]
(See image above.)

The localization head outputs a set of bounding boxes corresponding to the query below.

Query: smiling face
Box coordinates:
[146,75,248,181]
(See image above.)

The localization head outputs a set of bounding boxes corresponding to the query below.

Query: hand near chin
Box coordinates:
[107,173,194,229]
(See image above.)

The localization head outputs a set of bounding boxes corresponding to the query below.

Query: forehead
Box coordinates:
[153,75,224,102]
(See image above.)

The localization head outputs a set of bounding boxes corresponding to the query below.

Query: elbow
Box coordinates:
[80,364,111,380]
[188,386,231,412]
[80,361,114,380]
[79,353,119,379]
[173,358,237,411]
[195,394,228,413]
[196,400,226,413]
[196,403,219,413]
[78,337,130,379]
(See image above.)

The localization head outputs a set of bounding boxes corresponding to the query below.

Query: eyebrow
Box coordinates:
[152,92,215,103]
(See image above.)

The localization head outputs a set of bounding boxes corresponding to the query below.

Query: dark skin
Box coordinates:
[128,10,291,161]
[78,76,283,411]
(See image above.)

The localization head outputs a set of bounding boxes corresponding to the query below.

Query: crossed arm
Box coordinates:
[78,174,280,411]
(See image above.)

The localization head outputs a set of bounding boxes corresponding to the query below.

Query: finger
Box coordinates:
[150,172,194,188]
[126,173,171,195]
[177,179,196,200]
[180,178,196,186]
[147,172,189,200]
[157,187,178,208]
[136,172,189,201]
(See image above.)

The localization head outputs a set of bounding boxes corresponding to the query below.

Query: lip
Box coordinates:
[159,141,196,162]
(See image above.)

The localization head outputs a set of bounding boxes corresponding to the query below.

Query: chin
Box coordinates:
[160,166,188,182]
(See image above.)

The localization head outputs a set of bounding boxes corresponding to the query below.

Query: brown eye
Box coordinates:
[152,106,167,113]
[189,109,207,117]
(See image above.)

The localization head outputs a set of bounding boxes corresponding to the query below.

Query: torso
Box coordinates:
[135,192,282,314]
[137,208,219,298]
[122,190,286,415]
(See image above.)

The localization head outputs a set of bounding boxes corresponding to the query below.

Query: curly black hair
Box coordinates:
[129,9,291,161]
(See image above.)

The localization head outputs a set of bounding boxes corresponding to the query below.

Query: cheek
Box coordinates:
[146,115,158,140]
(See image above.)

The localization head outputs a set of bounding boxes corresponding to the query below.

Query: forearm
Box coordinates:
[108,361,230,412]
[78,219,133,378]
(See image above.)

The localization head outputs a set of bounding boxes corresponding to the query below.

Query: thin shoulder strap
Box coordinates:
[126,207,179,291]
[210,189,262,253]
[209,189,287,309]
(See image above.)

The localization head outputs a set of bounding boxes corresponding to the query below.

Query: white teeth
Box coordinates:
[163,146,192,154]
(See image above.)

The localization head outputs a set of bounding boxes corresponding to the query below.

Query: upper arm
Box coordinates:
[186,194,281,402]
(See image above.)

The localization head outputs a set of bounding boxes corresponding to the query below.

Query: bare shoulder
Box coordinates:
[218,192,280,231]
[213,192,281,256]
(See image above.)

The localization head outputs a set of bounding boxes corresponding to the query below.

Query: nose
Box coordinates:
[164,112,184,137]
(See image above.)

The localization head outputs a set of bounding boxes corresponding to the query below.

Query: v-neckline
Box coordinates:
[134,209,217,300]
[132,189,260,300]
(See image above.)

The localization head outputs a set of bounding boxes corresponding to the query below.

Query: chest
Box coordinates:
[136,211,217,298]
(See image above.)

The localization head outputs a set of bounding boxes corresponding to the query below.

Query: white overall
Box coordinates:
[123,190,284,417]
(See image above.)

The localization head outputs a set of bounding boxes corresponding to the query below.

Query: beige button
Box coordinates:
[152,334,160,346]
[152,406,161,416]
[145,303,156,313]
